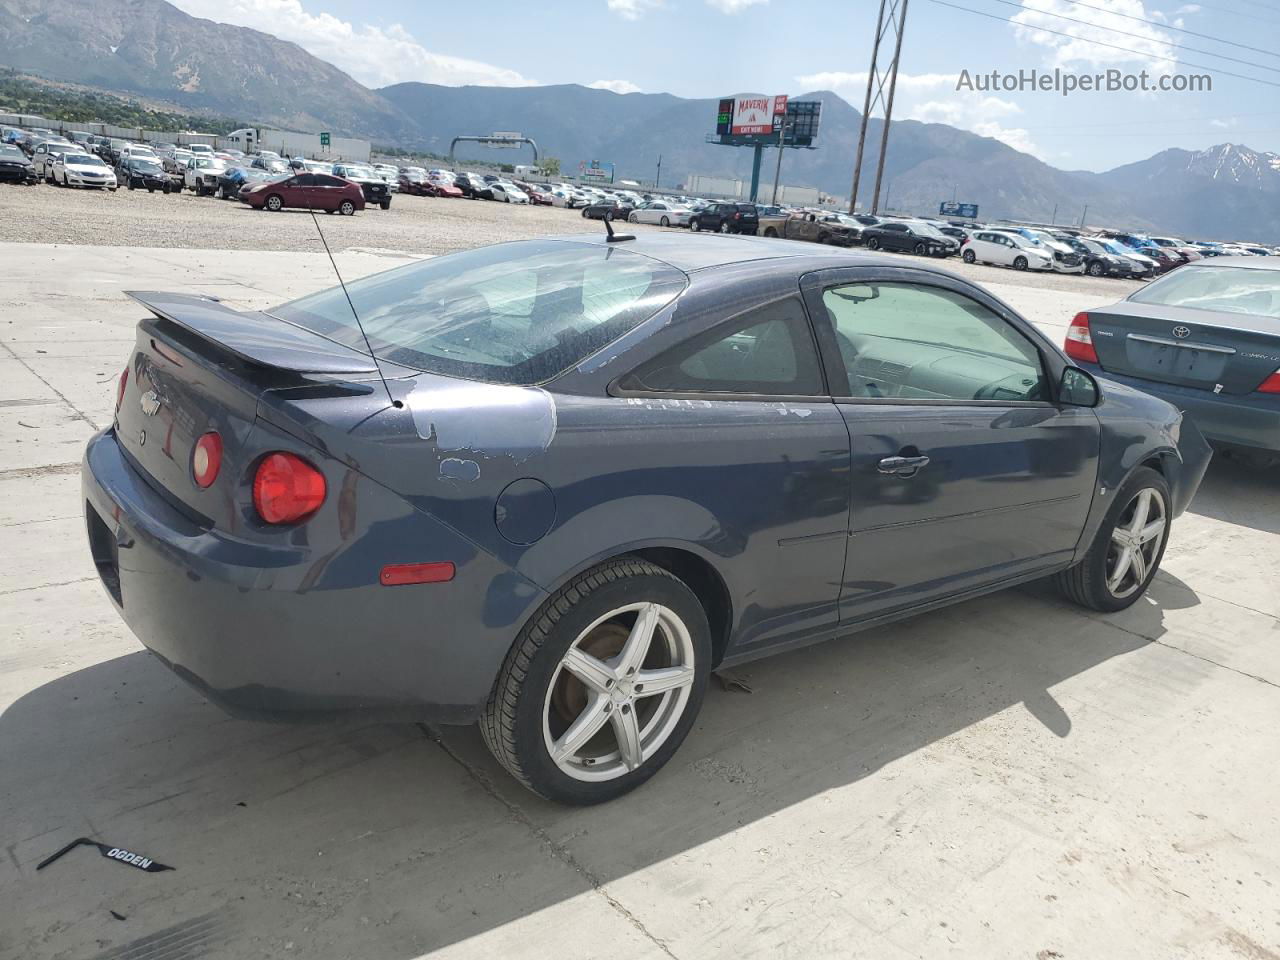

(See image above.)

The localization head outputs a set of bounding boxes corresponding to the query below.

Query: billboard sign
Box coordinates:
[579,160,615,182]
[725,94,789,136]
[939,201,980,218]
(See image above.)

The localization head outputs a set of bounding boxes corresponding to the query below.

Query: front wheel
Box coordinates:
[481,557,711,805]
[264,194,284,212]
[1013,255,1028,271]
[914,242,927,255]
[1088,261,1105,277]
[660,215,670,227]
[866,237,881,250]
[1055,466,1170,613]
[379,199,391,210]
[962,249,976,263]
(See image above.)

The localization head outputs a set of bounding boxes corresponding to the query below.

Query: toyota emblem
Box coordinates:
[139,390,161,416]
[1172,325,1191,339]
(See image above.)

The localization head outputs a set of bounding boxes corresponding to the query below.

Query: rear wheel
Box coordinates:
[1055,466,1170,612]
[339,200,355,216]
[962,249,976,263]
[1013,255,1028,271]
[265,194,284,212]
[481,557,710,805]
[628,213,639,223]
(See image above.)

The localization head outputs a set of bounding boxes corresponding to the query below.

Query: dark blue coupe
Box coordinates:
[84,233,1210,804]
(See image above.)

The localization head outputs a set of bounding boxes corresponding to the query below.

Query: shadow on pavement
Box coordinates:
[1,581,1195,958]
[1186,454,1279,535]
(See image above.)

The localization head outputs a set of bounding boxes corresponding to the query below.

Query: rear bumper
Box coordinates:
[82,428,544,724]
[1085,364,1280,452]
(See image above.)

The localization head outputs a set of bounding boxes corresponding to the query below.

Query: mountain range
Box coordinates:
[2,0,1278,240]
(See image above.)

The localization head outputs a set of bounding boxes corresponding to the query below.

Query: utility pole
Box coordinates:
[1080,203,1089,228]
[1051,203,1058,225]
[771,117,791,206]
[849,0,910,215]
[656,154,662,188]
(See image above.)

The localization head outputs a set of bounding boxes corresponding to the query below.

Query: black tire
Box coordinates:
[1013,255,1028,271]
[914,242,927,255]
[581,208,589,218]
[719,221,731,234]
[339,200,356,216]
[379,198,391,210]
[604,209,614,222]
[127,182,135,191]
[147,187,155,193]
[1054,466,1171,613]
[690,218,700,232]
[962,249,976,263]
[264,193,284,212]
[480,557,712,805]
[628,212,638,223]
[763,227,778,238]
[660,215,670,227]
[866,237,881,250]
[1088,260,1105,277]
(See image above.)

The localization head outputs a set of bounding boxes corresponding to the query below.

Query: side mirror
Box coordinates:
[1060,366,1099,407]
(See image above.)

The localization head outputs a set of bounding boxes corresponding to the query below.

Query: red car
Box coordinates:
[423,178,464,198]
[240,173,366,214]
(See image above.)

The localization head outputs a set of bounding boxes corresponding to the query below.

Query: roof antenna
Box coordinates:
[604,216,635,243]
[306,204,402,409]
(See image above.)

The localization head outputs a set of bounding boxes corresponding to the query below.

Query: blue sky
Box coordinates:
[169,0,1278,172]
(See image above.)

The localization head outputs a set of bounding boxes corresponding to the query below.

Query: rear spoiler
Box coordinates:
[126,291,380,375]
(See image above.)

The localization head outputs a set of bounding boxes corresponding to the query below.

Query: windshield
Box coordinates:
[133,160,163,172]
[911,222,947,240]
[68,154,103,166]
[0,145,26,161]
[272,240,687,385]
[1129,265,1280,317]
[342,165,376,178]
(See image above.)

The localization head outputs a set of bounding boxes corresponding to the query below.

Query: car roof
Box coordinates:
[547,232,920,274]
[1189,255,1280,271]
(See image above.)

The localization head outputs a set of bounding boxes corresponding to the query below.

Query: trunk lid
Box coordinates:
[1087,302,1280,394]
[115,292,382,523]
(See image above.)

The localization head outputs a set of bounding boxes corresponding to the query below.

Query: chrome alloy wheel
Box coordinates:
[542,602,696,782]
[1106,487,1167,598]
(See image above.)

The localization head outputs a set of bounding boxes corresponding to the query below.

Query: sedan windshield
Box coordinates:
[1129,265,1280,317]
[272,240,688,385]
[68,154,105,167]
[342,165,376,178]
[1,145,28,161]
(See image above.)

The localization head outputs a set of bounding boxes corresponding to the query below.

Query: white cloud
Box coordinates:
[796,70,1046,158]
[1210,117,1237,128]
[607,0,663,19]
[169,0,531,88]
[1011,0,1176,71]
[589,79,643,94]
[707,0,769,12]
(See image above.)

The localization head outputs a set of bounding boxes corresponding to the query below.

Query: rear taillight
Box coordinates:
[116,367,128,412]
[1257,369,1280,394]
[192,432,222,488]
[253,452,326,524]
[1064,312,1099,364]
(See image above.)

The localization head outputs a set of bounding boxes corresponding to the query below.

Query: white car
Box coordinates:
[184,156,228,194]
[30,140,75,179]
[488,182,529,203]
[373,164,400,193]
[1022,229,1086,273]
[51,151,117,190]
[187,143,214,157]
[628,201,692,227]
[961,230,1054,271]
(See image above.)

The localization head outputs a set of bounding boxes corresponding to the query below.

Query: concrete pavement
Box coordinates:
[1,244,1277,960]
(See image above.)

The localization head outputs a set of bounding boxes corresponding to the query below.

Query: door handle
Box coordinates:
[878,454,931,476]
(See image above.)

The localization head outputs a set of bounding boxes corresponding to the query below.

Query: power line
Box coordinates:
[978,0,1280,75]
[1056,0,1280,59]
[927,0,1280,89]
[1175,0,1280,27]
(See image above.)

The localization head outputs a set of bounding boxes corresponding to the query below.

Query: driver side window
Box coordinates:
[820,282,1047,402]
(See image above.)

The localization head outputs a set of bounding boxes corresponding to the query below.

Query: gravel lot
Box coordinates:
[0,181,1143,299]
